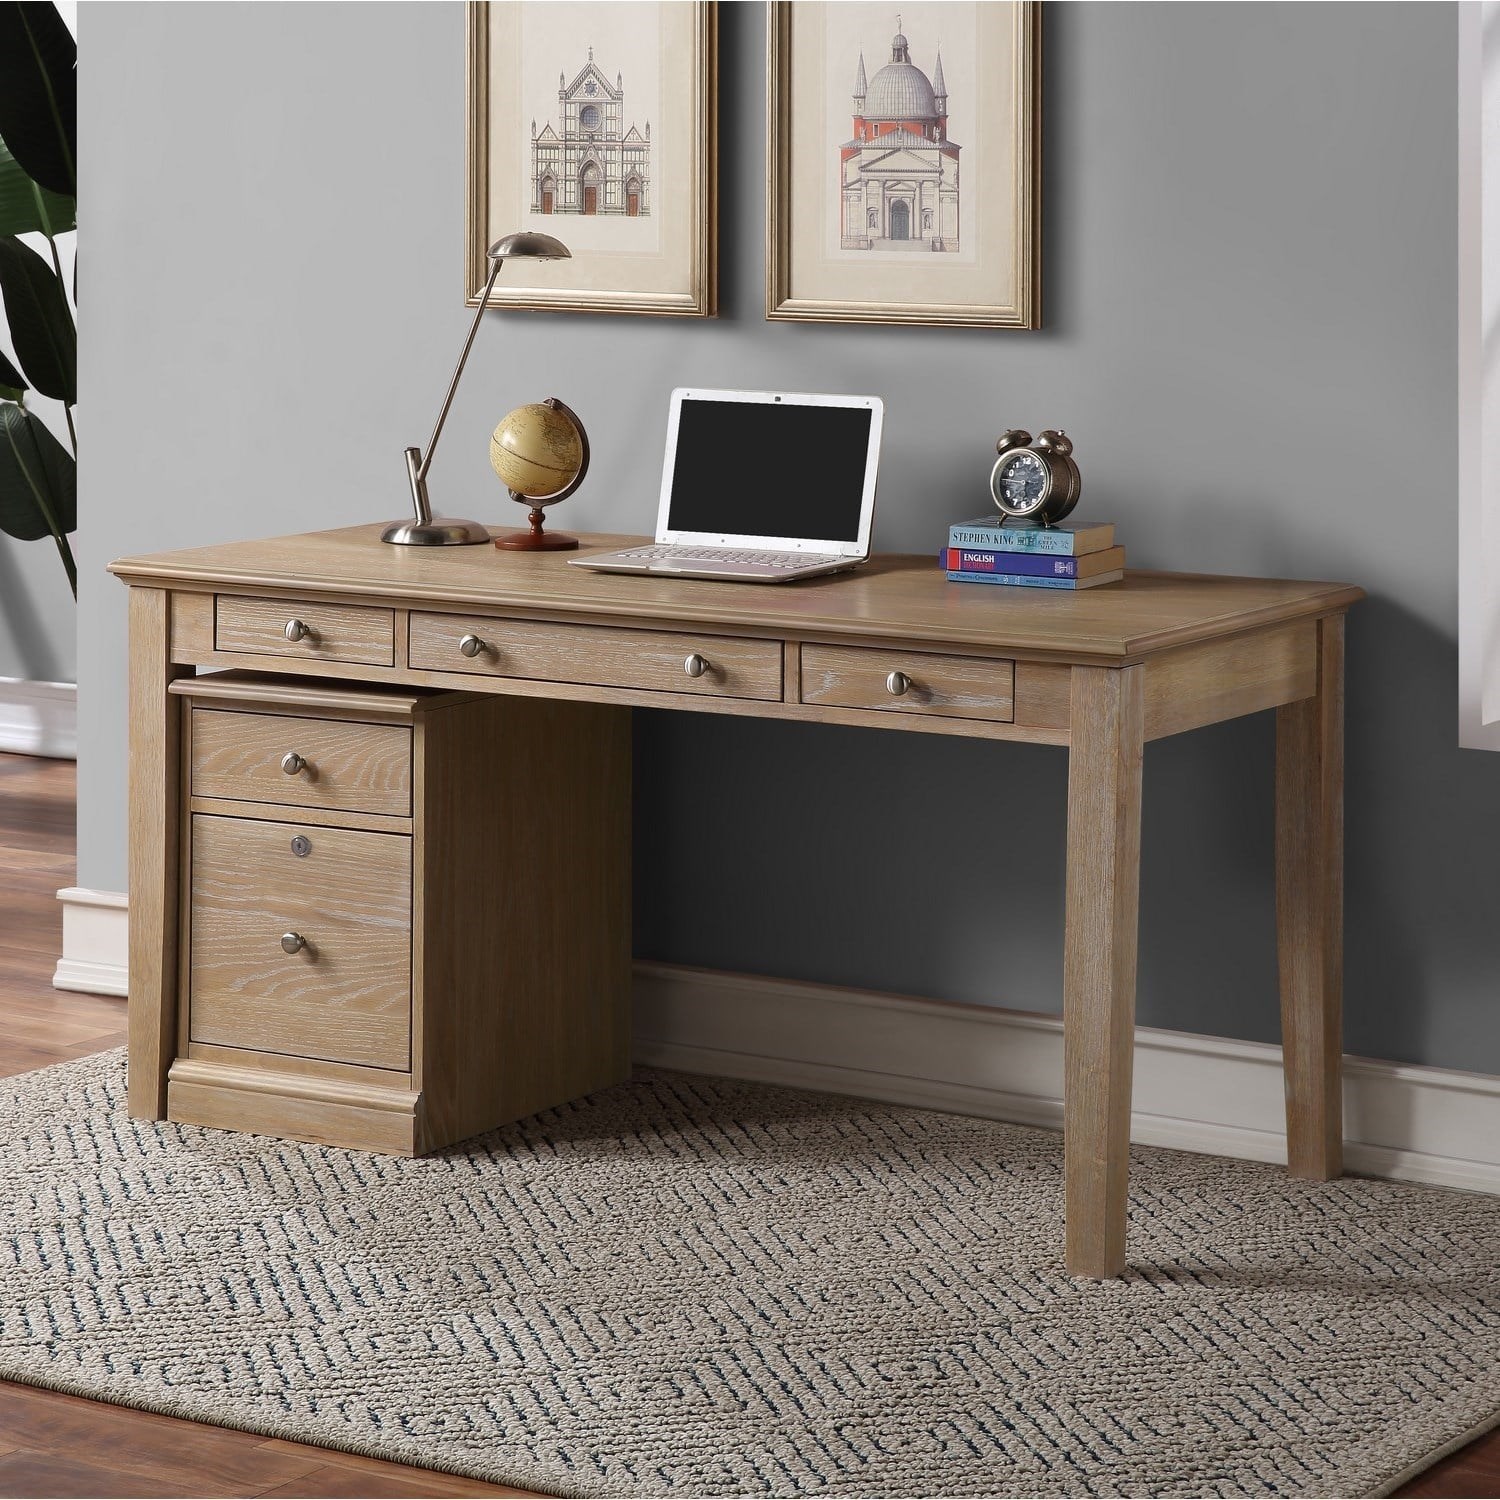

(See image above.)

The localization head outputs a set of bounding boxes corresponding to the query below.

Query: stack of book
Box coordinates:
[940,517,1124,590]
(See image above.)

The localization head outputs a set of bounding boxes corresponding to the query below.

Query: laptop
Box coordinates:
[570,387,884,582]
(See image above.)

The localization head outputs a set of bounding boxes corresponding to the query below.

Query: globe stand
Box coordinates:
[494,503,579,552]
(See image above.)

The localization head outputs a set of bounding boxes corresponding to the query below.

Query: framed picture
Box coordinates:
[767,1,1040,328]
[466,1,717,317]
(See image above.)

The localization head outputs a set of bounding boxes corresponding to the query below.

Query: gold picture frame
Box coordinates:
[466,1,718,317]
[767,1,1040,328]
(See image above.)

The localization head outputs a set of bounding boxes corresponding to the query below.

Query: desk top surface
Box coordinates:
[111,526,1363,662]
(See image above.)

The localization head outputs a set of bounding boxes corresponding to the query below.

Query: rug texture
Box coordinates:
[0,1051,1496,1498]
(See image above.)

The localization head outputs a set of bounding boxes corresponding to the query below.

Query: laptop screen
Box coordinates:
[665,397,875,544]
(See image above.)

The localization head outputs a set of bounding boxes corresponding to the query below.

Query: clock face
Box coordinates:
[998,451,1048,514]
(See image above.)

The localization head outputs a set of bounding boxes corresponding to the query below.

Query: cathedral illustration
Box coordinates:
[840,18,960,252]
[531,47,650,217]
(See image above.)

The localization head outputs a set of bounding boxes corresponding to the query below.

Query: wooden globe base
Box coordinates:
[494,506,578,552]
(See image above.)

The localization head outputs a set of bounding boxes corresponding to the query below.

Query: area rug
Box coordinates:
[0,1052,1497,1498]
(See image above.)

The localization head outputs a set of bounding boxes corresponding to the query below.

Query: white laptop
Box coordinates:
[570,387,884,582]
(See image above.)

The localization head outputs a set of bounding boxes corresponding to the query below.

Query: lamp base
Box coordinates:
[380,517,491,546]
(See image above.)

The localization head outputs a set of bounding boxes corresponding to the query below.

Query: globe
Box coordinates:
[488,397,589,551]
[489,400,587,501]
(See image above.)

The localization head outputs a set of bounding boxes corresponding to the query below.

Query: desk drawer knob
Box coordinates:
[458,634,487,659]
[886,670,911,697]
[281,752,307,777]
[684,653,710,679]
[283,618,314,643]
[280,932,307,955]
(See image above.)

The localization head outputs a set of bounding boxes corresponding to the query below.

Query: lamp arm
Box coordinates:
[415,256,506,483]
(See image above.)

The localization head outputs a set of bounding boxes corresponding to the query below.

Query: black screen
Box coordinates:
[666,399,874,542]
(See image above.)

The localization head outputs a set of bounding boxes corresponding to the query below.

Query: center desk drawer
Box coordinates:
[409,613,783,701]
[190,708,413,817]
[215,595,395,666]
[800,644,1015,723]
[189,815,412,1071]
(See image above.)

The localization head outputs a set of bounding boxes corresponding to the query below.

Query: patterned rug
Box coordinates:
[0,1052,1496,1498]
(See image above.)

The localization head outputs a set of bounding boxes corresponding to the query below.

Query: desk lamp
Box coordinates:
[381,232,572,545]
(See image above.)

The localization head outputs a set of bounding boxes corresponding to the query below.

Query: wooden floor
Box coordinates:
[0,751,1495,1499]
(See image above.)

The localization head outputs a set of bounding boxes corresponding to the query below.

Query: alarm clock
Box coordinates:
[990,429,1082,526]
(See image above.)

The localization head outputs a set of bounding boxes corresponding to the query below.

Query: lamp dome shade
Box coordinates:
[487,232,571,261]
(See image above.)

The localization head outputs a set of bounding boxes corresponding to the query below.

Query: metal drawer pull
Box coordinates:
[458,634,486,659]
[886,671,911,697]
[280,752,307,776]
[684,653,710,679]
[283,618,314,643]
[280,932,307,955]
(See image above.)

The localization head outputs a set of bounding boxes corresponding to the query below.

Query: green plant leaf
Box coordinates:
[0,137,72,236]
[0,346,25,401]
[0,234,73,401]
[0,399,73,541]
[0,3,75,197]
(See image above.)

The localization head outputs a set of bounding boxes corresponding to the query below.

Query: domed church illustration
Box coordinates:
[840,17,960,252]
[531,47,650,218]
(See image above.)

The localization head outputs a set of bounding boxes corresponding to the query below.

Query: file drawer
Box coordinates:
[188,815,413,1071]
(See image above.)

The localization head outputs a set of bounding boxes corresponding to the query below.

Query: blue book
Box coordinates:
[946,569,1123,591]
[947,517,1115,556]
[941,546,1125,581]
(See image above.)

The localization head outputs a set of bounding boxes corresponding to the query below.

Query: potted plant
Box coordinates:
[0,1,76,595]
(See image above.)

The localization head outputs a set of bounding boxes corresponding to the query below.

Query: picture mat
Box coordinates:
[482,2,699,303]
[784,0,1027,316]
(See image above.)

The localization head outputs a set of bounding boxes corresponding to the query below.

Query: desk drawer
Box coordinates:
[188,815,412,1071]
[216,595,395,666]
[190,708,412,817]
[800,644,1015,723]
[409,612,783,701]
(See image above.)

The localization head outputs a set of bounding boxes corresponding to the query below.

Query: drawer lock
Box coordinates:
[290,835,312,858]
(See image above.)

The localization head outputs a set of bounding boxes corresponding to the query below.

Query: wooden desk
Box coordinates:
[111,527,1362,1278]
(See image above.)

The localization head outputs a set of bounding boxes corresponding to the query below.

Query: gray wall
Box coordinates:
[80,2,1493,1073]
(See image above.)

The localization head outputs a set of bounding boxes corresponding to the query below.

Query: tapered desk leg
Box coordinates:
[1064,664,1145,1278]
[127,587,186,1119]
[1275,614,1345,1179]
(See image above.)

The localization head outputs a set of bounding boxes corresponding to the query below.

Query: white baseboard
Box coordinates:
[52,887,128,996]
[0,678,75,759]
[51,891,1500,1194]
[635,964,1500,1196]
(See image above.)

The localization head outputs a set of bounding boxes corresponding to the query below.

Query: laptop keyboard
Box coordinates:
[615,546,834,569]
